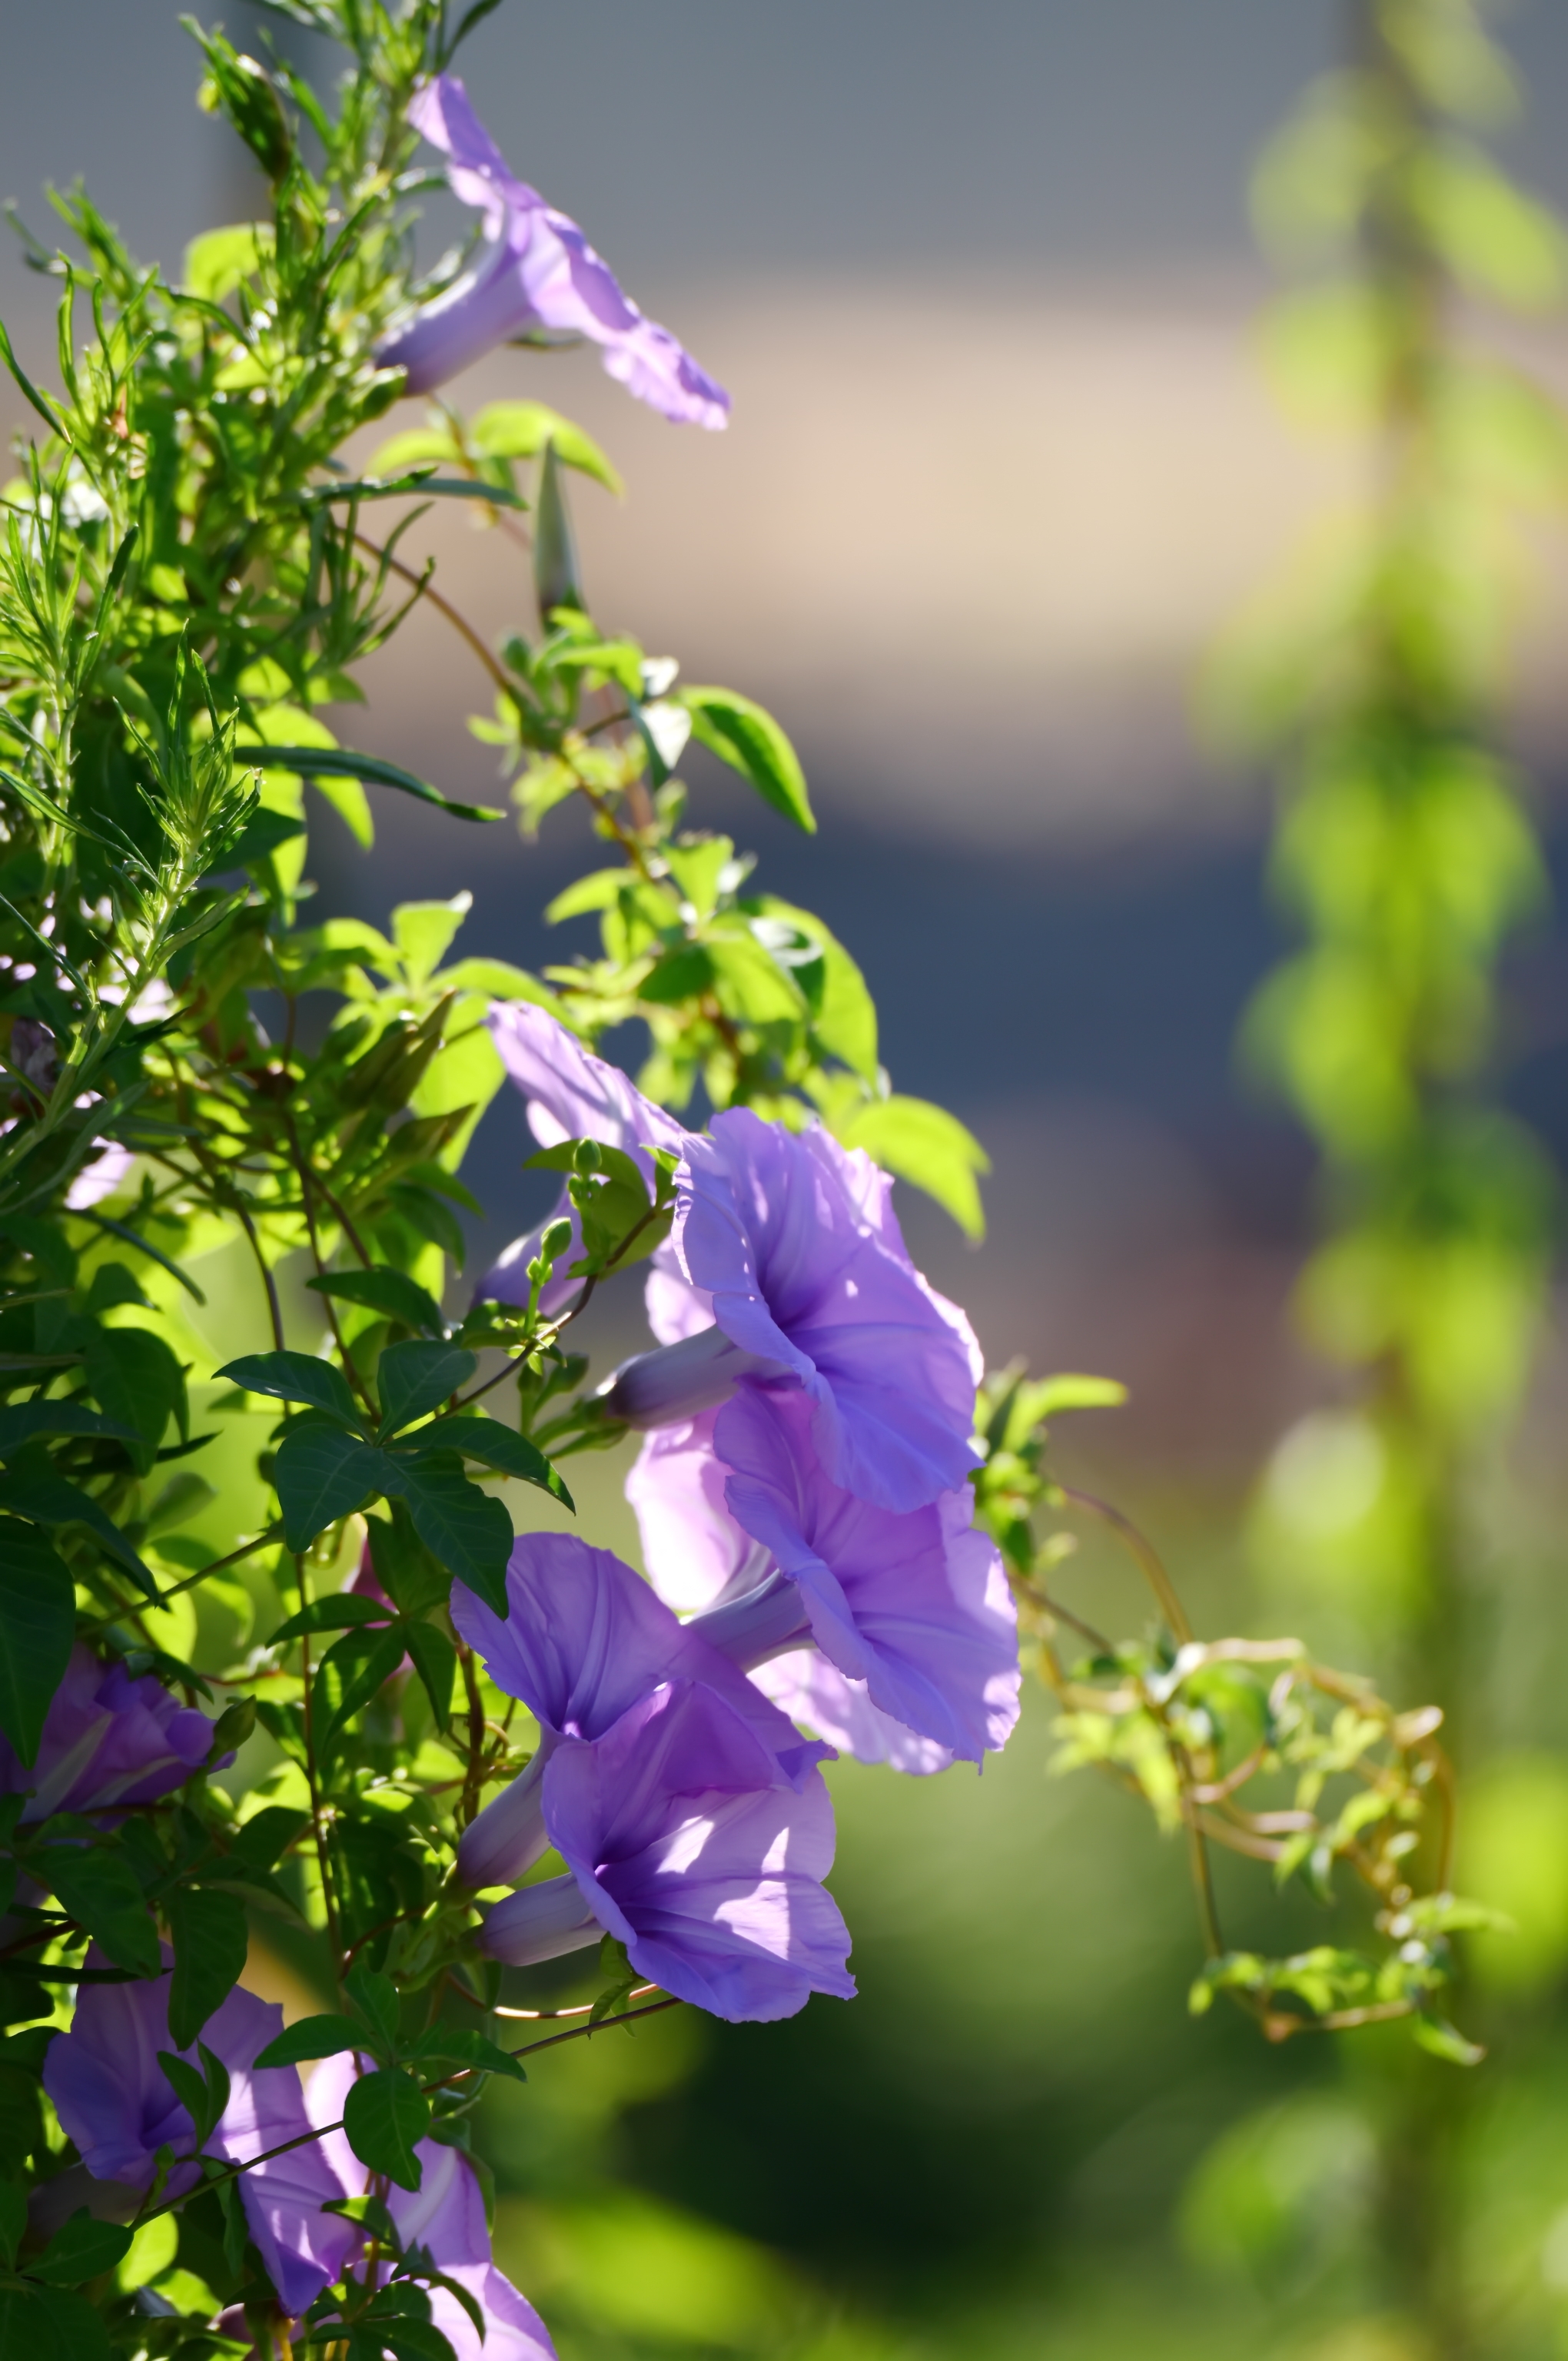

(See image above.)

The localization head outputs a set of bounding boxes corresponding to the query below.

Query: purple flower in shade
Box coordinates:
[603,1109,983,1514]
[752,1652,957,1775]
[477,1002,693,1320]
[450,1533,828,1889]
[308,2054,558,2361]
[44,1955,359,2313]
[0,1645,218,1821]
[377,75,729,427]
[628,1393,1019,1768]
[482,1677,855,2023]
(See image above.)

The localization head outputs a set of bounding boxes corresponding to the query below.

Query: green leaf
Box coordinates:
[1413,2014,1486,2067]
[469,400,623,493]
[406,2026,527,2085]
[267,1594,391,1646]
[384,1459,515,1613]
[214,1351,361,1426]
[0,1521,75,1766]
[0,2183,22,2270]
[375,1341,477,1439]
[403,1621,457,1732]
[221,805,306,872]
[155,2047,229,2149]
[310,769,375,849]
[38,1845,161,1977]
[254,748,503,825]
[30,2211,135,2287]
[319,1625,410,1746]
[365,1505,452,1622]
[344,1962,401,2054]
[272,1424,390,1552]
[679,687,815,833]
[0,1403,138,1456]
[228,1807,311,1874]
[0,2282,110,2361]
[0,1456,158,1601]
[82,1326,186,1473]
[343,2068,429,2192]
[253,2013,364,2071]
[304,474,527,511]
[165,1886,249,2050]
[182,222,271,303]
[831,1093,991,1241]
[420,1416,573,1508]
[391,895,473,987]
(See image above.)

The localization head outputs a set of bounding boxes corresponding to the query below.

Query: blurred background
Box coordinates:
[7,5,1568,2356]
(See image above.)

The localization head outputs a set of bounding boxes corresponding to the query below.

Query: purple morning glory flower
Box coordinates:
[0,1645,218,1821]
[604,1109,983,1513]
[377,75,729,427]
[308,2054,558,2361]
[44,1954,359,2313]
[626,1417,952,1768]
[481,1677,855,2023]
[477,1001,691,1317]
[629,1393,1019,1766]
[755,1652,958,1775]
[450,1532,828,1888]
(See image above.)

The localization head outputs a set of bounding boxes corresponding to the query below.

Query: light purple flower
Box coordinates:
[44,1955,358,2313]
[482,1677,855,2023]
[753,1653,957,1775]
[0,1644,218,1821]
[377,75,729,427]
[477,1002,691,1317]
[450,1533,827,1888]
[625,1416,953,1769]
[309,2054,557,2361]
[630,1392,1019,1765]
[605,1110,983,1513]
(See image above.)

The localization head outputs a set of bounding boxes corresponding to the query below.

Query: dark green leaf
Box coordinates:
[221,806,305,871]
[343,2068,429,2192]
[214,1352,361,1427]
[272,1423,390,1552]
[414,1416,573,1508]
[406,2026,526,2085]
[0,2182,23,2269]
[365,1505,451,1621]
[302,474,525,511]
[402,1622,456,1732]
[318,1627,408,1747]
[0,1454,158,1600]
[0,1403,137,1456]
[214,2175,249,2280]
[75,1212,207,1305]
[166,1887,248,2049]
[228,1807,311,1873]
[0,1520,75,1766]
[344,1961,401,2054]
[380,2325,457,2361]
[679,686,815,832]
[267,1594,390,1646]
[155,2040,231,2148]
[375,1341,477,1439]
[384,1459,514,1613]
[307,1270,446,1338]
[0,2281,110,2361]
[31,2211,134,2287]
[38,1845,161,1977]
[253,2014,364,2071]
[254,749,503,825]
[82,1326,186,1473]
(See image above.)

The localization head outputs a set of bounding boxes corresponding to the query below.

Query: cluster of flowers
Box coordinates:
[16,82,1017,2346]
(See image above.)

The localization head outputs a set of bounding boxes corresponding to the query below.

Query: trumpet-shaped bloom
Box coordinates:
[753,1652,956,1776]
[605,1110,982,1513]
[477,1003,690,1317]
[627,1416,953,1771]
[482,1678,855,2022]
[44,1956,357,2313]
[451,1533,827,1887]
[632,1392,1018,1765]
[309,2054,557,2361]
[377,76,729,427]
[0,1645,218,1822]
